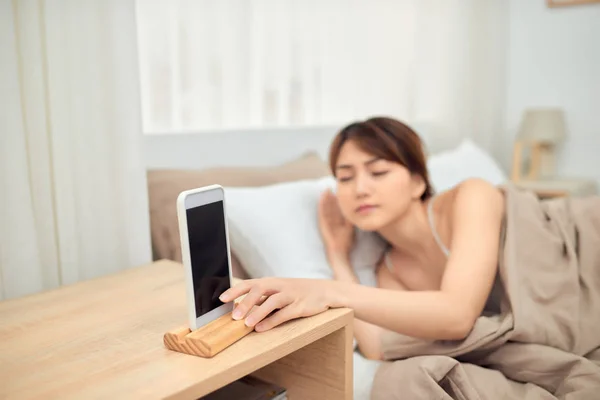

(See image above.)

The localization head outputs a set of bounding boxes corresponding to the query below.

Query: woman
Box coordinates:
[218,116,505,360]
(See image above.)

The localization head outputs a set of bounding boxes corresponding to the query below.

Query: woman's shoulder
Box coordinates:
[447,178,505,218]
[454,177,503,196]
[434,178,504,219]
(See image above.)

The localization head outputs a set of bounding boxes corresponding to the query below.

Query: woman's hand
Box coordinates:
[318,189,355,261]
[219,278,337,332]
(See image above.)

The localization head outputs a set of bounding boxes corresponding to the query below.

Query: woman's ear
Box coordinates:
[411,174,426,200]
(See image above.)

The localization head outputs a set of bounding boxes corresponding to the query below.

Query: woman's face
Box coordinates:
[334,140,424,231]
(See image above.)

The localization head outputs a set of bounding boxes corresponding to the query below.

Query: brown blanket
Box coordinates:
[371,184,600,400]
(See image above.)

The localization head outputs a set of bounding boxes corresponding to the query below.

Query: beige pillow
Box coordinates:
[147,152,331,277]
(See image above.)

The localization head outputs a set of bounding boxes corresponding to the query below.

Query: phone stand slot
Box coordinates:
[164,311,254,358]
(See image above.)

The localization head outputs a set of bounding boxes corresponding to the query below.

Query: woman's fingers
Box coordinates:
[219,281,247,303]
[219,280,252,302]
[229,280,282,321]
[254,304,299,332]
[244,293,291,328]
[220,279,271,303]
[322,190,344,226]
[319,190,336,216]
[231,285,264,320]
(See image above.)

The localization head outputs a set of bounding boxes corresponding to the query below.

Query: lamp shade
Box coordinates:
[518,108,566,144]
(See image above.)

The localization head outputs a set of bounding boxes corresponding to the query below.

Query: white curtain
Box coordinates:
[136,0,507,152]
[0,0,152,300]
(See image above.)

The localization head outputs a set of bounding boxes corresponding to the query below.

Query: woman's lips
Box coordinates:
[356,205,378,214]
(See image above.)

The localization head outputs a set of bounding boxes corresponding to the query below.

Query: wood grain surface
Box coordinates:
[0,259,353,400]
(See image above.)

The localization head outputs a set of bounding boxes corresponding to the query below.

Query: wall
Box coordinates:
[503,0,600,186]
[145,2,600,185]
[143,121,441,170]
[144,126,338,170]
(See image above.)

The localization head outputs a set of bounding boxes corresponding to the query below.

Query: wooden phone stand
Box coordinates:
[164,311,254,358]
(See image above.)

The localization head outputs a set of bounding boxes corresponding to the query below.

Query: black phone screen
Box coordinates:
[186,200,231,319]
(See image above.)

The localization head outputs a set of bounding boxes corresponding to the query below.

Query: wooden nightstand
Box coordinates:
[0,260,354,400]
[513,178,598,199]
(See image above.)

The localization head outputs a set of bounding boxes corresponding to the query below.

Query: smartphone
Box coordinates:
[176,184,234,331]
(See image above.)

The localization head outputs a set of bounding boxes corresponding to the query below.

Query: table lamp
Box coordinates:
[511,108,566,182]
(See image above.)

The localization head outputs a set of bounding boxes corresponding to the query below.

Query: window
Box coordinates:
[135,0,417,134]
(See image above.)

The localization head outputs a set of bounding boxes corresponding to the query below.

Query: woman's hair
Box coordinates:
[328,116,434,201]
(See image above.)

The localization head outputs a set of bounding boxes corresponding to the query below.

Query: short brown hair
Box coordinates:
[328,116,434,201]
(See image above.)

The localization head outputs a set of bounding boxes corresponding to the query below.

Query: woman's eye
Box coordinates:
[338,176,352,182]
[372,171,389,177]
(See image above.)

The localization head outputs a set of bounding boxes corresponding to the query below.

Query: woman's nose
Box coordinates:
[354,174,371,196]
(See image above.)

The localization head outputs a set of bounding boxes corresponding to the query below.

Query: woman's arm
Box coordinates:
[327,253,382,359]
[327,253,406,360]
[222,179,504,341]
[328,179,504,340]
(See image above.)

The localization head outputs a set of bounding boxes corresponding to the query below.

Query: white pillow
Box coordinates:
[224,176,386,285]
[427,139,507,192]
[225,139,504,282]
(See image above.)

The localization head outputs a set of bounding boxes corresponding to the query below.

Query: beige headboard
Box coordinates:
[147,152,331,278]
